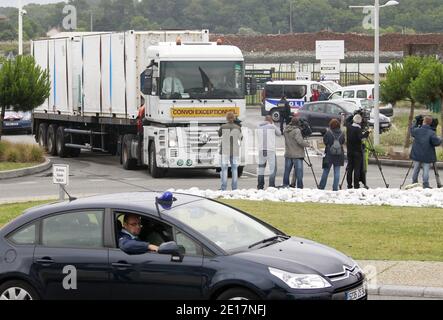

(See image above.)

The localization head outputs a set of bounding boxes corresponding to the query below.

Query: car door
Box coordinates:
[305,103,327,131]
[32,210,110,299]
[109,211,204,300]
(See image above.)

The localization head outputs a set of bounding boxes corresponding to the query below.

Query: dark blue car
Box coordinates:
[0,192,366,300]
[2,109,32,134]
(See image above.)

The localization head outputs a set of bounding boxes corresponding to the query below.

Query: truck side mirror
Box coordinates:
[140,68,153,95]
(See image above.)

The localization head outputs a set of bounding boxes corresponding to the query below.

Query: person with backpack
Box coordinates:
[319,119,345,191]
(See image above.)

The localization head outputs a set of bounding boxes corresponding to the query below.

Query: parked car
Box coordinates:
[261,80,333,122]
[342,98,394,118]
[296,100,391,135]
[1,108,32,134]
[0,192,366,300]
[329,84,374,100]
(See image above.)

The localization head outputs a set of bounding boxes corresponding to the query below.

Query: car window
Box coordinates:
[309,103,326,113]
[164,200,277,252]
[115,213,173,247]
[42,210,104,248]
[265,85,283,98]
[330,92,342,99]
[326,104,343,115]
[284,85,306,99]
[343,90,355,98]
[9,224,36,245]
[357,90,367,98]
[175,230,202,256]
[337,101,360,113]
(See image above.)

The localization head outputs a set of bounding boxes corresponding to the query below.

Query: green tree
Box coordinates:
[410,60,443,138]
[0,56,50,141]
[381,56,436,149]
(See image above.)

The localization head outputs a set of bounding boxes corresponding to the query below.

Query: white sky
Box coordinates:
[1,0,67,8]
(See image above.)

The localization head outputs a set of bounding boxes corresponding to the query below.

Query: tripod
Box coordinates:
[339,134,389,189]
[291,146,319,188]
[400,161,442,189]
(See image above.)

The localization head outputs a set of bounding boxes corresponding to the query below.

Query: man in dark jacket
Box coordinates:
[277,96,291,133]
[119,214,159,254]
[410,116,442,188]
[346,114,370,189]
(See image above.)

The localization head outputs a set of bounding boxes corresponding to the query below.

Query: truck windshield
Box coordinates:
[160,61,244,100]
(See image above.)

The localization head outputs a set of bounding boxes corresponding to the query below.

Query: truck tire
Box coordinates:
[37,123,48,150]
[148,143,166,178]
[47,124,58,156]
[122,134,137,170]
[270,108,280,122]
[56,126,69,158]
[70,148,81,158]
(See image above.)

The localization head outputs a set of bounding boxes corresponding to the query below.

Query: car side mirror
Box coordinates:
[140,68,153,95]
[158,241,184,262]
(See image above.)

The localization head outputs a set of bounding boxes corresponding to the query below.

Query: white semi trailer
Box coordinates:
[31,30,252,178]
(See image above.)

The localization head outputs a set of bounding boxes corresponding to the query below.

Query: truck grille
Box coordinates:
[183,127,220,153]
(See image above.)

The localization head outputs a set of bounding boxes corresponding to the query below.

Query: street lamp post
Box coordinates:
[18,0,24,55]
[349,0,399,145]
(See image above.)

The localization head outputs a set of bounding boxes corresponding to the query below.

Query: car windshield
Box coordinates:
[160,61,244,100]
[338,101,360,113]
[163,200,278,252]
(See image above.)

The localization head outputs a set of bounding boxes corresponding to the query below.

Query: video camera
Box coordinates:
[414,115,438,132]
[345,108,371,131]
[298,118,313,138]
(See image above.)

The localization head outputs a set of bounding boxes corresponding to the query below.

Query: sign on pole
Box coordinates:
[316,41,345,60]
[53,164,69,200]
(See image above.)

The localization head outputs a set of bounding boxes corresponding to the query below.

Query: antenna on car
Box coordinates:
[60,184,77,202]
[155,191,177,219]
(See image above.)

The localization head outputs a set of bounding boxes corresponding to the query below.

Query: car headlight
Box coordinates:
[269,267,331,289]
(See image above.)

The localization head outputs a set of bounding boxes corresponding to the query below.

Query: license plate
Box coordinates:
[345,285,366,300]
[4,122,19,126]
[381,123,389,127]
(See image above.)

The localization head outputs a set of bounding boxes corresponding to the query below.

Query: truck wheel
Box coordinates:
[56,126,69,158]
[47,124,58,156]
[271,109,280,122]
[37,123,48,150]
[122,134,137,170]
[148,144,166,178]
[70,148,81,158]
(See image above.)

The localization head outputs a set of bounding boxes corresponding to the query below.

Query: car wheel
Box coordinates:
[122,134,137,170]
[216,287,260,300]
[148,143,166,178]
[46,124,58,156]
[38,123,48,150]
[0,280,39,300]
[271,109,280,122]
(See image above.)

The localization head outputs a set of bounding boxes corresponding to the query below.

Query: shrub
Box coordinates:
[0,141,44,163]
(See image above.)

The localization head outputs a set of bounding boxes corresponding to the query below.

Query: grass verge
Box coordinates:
[1,199,442,261]
[0,162,40,171]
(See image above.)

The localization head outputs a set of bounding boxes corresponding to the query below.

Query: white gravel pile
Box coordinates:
[169,187,443,208]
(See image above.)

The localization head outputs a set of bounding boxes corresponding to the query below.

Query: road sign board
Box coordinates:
[53,164,69,185]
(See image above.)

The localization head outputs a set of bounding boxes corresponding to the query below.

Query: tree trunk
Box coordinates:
[440,95,443,140]
[404,100,415,150]
[0,105,5,142]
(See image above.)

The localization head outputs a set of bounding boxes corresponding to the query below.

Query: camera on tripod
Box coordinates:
[414,115,439,131]
[345,108,371,132]
[298,118,313,138]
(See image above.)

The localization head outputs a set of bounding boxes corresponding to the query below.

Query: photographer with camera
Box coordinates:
[283,117,310,188]
[346,114,370,189]
[410,116,442,188]
[277,95,292,133]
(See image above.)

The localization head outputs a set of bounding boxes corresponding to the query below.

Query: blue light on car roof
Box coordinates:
[155,191,177,210]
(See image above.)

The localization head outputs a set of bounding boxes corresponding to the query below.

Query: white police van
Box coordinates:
[261,80,333,122]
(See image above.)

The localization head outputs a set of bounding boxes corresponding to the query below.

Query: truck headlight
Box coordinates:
[269,267,331,289]
[168,128,178,147]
